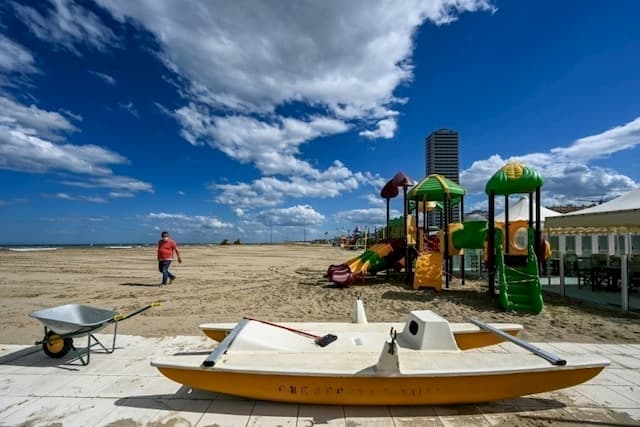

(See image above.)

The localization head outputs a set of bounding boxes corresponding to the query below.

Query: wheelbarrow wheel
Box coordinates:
[42,331,73,358]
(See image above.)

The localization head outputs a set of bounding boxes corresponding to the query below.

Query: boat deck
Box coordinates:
[1,335,639,426]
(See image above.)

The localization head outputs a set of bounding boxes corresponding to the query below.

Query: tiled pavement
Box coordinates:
[1,335,639,426]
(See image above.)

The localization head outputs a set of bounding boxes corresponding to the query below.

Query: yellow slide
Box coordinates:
[413,252,443,290]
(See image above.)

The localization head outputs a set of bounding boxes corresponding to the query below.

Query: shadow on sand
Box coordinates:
[119,282,161,287]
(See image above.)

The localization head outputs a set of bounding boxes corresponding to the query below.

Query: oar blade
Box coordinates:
[315,334,337,347]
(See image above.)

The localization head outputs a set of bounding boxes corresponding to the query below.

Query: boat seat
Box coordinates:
[397,311,458,351]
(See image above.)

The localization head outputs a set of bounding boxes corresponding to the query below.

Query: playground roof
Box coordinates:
[409,200,441,213]
[407,174,465,201]
[380,172,415,199]
[485,162,543,195]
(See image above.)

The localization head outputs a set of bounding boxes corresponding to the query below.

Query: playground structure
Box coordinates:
[336,226,368,250]
[325,162,548,313]
[485,162,546,313]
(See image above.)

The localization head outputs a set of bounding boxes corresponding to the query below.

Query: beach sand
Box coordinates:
[1,244,638,345]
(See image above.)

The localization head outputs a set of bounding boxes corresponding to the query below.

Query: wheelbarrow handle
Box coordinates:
[113,302,160,322]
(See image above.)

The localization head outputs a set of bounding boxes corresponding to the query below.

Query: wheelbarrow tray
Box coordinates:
[30,302,157,365]
[30,304,118,336]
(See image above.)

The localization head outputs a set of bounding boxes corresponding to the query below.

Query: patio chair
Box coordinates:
[590,254,609,291]
[607,256,622,291]
[565,253,578,277]
[576,256,593,289]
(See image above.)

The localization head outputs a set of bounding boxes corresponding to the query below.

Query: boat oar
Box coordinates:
[469,318,566,366]
[244,317,337,347]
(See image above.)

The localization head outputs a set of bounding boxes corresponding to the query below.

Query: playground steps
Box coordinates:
[413,252,443,291]
[501,265,543,313]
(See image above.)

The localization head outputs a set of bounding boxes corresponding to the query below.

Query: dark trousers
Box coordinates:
[158,260,175,284]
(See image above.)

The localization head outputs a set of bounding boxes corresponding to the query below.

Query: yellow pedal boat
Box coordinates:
[153,310,608,406]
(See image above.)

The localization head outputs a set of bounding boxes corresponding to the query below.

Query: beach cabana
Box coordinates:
[545,188,640,233]
[545,187,640,311]
[496,196,561,224]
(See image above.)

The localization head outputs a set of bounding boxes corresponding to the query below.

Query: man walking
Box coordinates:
[157,231,182,286]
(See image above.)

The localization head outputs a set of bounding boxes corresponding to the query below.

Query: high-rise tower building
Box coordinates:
[425,129,460,223]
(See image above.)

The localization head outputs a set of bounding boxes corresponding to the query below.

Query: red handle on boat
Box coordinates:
[243,317,318,338]
[243,317,337,347]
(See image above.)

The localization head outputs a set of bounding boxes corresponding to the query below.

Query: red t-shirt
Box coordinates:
[157,239,177,261]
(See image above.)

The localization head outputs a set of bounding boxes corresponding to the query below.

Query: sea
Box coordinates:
[0,244,151,252]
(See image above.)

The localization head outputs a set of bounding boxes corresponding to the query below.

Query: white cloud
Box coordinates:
[147,212,233,230]
[0,34,37,75]
[256,205,325,227]
[0,125,124,175]
[108,191,134,198]
[12,0,119,55]
[233,208,244,217]
[335,207,401,225]
[50,192,107,203]
[460,116,640,205]
[61,175,153,193]
[0,95,78,140]
[27,0,492,209]
[98,1,492,122]
[551,116,640,162]
[118,101,139,119]
[210,161,381,208]
[363,193,385,206]
[88,70,116,86]
[359,117,398,139]
[0,95,153,194]
[175,105,349,175]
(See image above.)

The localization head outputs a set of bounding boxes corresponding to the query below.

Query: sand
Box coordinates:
[1,244,639,345]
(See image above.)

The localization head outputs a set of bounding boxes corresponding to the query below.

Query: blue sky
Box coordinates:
[1,0,639,244]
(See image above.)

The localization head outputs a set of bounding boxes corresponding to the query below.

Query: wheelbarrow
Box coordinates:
[30,303,159,365]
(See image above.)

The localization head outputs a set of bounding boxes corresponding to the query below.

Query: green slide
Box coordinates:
[495,228,543,313]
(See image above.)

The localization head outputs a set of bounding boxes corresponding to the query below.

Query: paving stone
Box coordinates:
[584,367,634,386]
[609,367,640,386]
[143,398,212,426]
[605,354,640,369]
[0,396,33,420]
[297,404,346,426]
[517,407,584,425]
[0,396,114,427]
[344,406,394,427]
[606,385,640,404]
[197,399,255,427]
[563,406,640,426]
[246,401,298,426]
[390,405,441,427]
[548,387,604,408]
[572,384,639,408]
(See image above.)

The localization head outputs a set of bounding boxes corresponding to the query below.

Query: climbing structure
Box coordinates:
[485,162,545,313]
[407,174,465,290]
